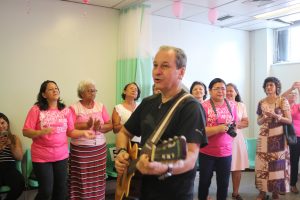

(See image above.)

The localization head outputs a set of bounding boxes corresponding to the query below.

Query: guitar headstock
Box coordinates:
[150,136,187,162]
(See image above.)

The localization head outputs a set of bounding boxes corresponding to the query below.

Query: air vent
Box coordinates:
[217,15,234,21]
[273,18,293,25]
[243,0,274,7]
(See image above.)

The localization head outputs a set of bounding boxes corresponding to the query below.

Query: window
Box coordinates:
[274,24,300,63]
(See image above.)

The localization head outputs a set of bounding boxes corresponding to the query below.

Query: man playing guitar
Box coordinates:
[115,45,206,200]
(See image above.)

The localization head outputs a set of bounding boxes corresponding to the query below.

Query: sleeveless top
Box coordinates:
[115,103,141,143]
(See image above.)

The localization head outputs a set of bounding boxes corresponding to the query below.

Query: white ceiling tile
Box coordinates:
[181,0,236,8]
[62,0,297,31]
[152,2,207,19]
[65,0,123,7]
[143,0,173,13]
[114,0,143,9]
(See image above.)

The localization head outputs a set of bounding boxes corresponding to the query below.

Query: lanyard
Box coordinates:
[209,98,233,124]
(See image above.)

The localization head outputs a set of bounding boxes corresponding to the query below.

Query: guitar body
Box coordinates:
[115,136,187,200]
[115,142,139,200]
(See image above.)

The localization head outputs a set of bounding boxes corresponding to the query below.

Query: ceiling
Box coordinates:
[64,0,300,31]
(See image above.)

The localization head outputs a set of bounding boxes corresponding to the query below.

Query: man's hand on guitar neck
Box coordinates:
[136,154,169,175]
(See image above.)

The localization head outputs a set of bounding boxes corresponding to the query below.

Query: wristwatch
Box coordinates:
[115,147,127,155]
[158,164,173,180]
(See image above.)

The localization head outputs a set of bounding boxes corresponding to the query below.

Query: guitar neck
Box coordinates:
[127,159,139,175]
[127,147,151,175]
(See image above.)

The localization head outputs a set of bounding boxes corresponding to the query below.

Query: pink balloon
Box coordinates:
[208,8,218,24]
[172,1,183,18]
[82,0,89,4]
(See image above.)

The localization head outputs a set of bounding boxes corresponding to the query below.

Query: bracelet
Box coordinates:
[116,147,127,155]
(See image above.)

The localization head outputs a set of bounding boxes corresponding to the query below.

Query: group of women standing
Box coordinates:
[2,76,300,200]
[21,80,140,200]
[192,77,300,200]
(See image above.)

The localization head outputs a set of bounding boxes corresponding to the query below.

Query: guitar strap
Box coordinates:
[209,98,233,124]
[142,92,192,153]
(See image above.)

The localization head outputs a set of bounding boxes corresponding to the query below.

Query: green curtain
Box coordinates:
[116,57,152,104]
[135,57,152,101]
[116,59,137,104]
[116,4,152,104]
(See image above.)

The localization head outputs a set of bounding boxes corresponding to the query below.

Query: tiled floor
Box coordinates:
[3,171,299,200]
[193,171,300,200]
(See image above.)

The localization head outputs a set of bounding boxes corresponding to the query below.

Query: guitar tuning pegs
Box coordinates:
[162,140,168,144]
[173,136,178,139]
[168,138,173,142]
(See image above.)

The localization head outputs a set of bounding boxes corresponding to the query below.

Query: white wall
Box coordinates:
[152,16,251,136]
[271,62,300,91]
[250,29,300,137]
[249,29,274,137]
[0,0,119,149]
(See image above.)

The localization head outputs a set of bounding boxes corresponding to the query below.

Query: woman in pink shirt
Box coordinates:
[198,78,238,200]
[282,81,300,194]
[23,80,94,200]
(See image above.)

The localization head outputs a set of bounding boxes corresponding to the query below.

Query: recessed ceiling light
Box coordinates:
[254,4,300,19]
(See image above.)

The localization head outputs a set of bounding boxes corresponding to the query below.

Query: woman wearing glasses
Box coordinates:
[69,80,113,200]
[0,112,24,200]
[198,78,238,200]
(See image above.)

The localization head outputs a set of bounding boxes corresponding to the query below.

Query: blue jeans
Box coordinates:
[290,137,300,186]
[33,158,68,200]
[198,153,232,200]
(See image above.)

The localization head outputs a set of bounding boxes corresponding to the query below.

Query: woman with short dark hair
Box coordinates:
[190,81,207,103]
[198,78,238,200]
[112,82,140,143]
[255,77,292,200]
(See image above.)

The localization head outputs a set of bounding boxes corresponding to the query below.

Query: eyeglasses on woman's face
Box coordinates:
[212,87,226,92]
[86,89,98,93]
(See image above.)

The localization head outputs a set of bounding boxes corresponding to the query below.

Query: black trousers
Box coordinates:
[0,163,25,200]
[33,158,68,200]
[198,153,232,200]
[290,137,300,186]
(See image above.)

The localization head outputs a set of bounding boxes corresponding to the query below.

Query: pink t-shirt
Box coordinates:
[291,104,300,137]
[200,99,238,157]
[70,101,110,146]
[23,105,74,162]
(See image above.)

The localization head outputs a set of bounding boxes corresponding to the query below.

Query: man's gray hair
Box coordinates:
[159,45,187,69]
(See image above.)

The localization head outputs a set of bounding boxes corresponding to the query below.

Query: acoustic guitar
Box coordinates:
[115,136,187,200]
